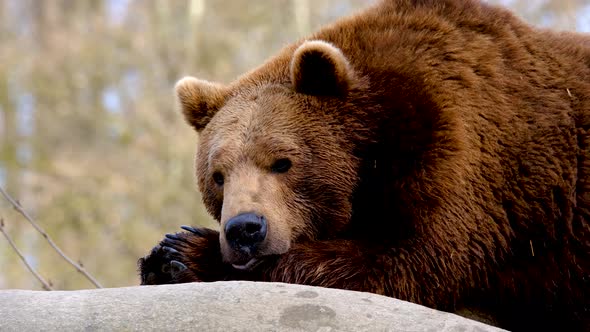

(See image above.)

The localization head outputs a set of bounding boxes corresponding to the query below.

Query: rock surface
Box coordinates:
[0,281,504,331]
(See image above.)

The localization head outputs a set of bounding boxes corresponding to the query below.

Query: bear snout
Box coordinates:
[224,213,267,258]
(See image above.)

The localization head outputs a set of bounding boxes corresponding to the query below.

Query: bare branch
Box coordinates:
[0,186,103,288]
[0,218,53,291]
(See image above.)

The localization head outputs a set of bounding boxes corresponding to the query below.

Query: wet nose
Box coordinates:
[224,213,267,253]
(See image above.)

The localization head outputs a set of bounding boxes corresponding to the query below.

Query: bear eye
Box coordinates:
[212,172,224,186]
[271,158,292,174]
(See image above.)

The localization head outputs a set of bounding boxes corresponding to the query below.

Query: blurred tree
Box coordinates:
[0,0,587,290]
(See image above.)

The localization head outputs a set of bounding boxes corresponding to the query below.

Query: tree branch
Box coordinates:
[0,218,53,291]
[0,186,103,288]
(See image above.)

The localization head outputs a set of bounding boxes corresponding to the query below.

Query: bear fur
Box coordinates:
[138,0,590,330]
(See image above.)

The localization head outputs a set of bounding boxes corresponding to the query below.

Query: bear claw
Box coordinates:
[170,260,188,275]
[158,252,187,277]
[163,233,188,247]
[162,246,179,254]
[181,225,205,236]
[165,233,181,240]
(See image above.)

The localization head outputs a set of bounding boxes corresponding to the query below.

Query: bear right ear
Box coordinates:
[175,76,227,132]
[290,40,353,96]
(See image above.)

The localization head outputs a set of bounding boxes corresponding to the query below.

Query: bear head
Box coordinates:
[175,40,375,270]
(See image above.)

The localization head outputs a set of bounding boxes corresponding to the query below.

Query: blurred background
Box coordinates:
[0,0,588,290]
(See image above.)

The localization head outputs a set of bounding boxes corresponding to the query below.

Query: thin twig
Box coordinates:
[0,218,53,291]
[0,186,103,288]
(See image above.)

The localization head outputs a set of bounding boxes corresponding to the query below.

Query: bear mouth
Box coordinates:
[231,257,263,271]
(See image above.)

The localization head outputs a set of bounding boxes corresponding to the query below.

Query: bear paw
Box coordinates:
[138,226,229,285]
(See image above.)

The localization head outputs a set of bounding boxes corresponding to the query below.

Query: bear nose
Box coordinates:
[224,213,267,253]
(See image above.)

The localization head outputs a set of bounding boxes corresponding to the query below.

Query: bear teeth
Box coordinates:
[232,258,261,271]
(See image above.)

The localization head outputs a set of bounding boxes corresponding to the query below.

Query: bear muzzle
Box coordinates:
[223,212,267,269]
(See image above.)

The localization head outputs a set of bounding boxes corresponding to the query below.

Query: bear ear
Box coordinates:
[175,76,227,132]
[290,40,353,96]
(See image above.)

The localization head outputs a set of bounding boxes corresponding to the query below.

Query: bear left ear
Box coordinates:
[175,76,227,132]
[290,40,353,96]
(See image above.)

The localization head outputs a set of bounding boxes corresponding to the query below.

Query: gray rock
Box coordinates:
[0,281,505,331]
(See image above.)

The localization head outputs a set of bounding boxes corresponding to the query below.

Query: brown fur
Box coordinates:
[139,0,590,330]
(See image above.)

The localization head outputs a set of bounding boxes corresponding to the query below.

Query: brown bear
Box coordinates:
[138,0,590,330]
